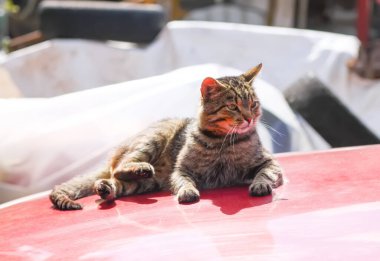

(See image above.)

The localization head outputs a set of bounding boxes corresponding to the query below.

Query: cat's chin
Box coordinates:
[235,125,254,134]
[235,121,257,134]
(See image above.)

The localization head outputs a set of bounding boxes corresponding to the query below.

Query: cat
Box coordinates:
[50,64,283,210]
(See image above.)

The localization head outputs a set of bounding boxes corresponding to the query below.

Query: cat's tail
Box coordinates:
[49,169,110,210]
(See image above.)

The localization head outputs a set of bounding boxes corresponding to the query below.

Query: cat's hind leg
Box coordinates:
[113,162,155,181]
[94,177,159,202]
[50,169,110,210]
[110,128,170,182]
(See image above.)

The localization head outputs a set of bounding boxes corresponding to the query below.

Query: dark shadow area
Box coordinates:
[97,191,170,210]
[201,187,274,215]
[95,187,277,215]
[97,200,117,210]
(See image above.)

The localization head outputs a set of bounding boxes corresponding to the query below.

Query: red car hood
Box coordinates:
[1,145,380,260]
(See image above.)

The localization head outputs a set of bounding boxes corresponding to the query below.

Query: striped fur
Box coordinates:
[50,64,283,210]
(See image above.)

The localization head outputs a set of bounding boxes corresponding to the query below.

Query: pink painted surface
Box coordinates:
[1,145,380,260]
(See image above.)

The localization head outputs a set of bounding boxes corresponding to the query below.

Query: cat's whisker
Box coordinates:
[229,128,234,148]
[260,120,285,148]
[260,120,285,137]
[218,126,234,156]
[232,129,238,158]
[228,124,238,159]
[231,124,239,141]
[229,125,235,146]
[269,135,283,147]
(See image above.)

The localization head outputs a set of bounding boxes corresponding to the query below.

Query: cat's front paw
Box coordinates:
[94,179,116,201]
[113,162,155,181]
[177,187,200,204]
[249,181,272,197]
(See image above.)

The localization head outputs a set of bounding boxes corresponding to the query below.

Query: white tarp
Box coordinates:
[3,21,379,134]
[0,21,379,202]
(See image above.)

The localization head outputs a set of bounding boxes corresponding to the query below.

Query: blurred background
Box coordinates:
[0,0,370,46]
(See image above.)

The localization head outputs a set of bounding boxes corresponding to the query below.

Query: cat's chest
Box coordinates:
[182,133,262,188]
[193,149,255,189]
[198,157,246,189]
[194,140,258,169]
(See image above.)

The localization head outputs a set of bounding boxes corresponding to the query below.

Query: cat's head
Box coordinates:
[199,64,262,136]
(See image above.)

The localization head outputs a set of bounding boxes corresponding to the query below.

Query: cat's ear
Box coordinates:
[242,63,263,84]
[201,77,222,99]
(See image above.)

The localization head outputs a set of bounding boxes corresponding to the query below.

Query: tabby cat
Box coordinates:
[50,64,283,210]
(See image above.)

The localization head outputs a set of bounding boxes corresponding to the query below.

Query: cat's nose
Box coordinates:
[242,110,252,124]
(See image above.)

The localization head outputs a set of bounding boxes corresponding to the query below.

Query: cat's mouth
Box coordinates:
[233,120,255,134]
[213,119,256,135]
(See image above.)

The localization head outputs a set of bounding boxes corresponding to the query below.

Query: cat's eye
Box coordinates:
[251,101,259,110]
[227,104,239,111]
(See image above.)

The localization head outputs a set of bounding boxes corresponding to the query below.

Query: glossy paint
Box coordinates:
[1,145,380,260]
